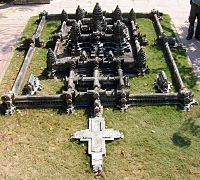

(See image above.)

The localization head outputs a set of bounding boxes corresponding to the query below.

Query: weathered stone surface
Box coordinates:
[154,71,172,93]
[72,116,124,173]
[24,74,42,95]
[1,91,15,115]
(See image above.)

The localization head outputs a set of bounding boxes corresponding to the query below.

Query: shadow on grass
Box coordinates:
[150,67,167,74]
[46,22,61,33]
[172,132,191,148]
[15,36,35,56]
[148,44,163,52]
[172,116,200,147]
[177,64,198,89]
[57,107,90,118]
[173,49,198,89]
[162,48,198,91]
[0,105,5,115]
[161,14,175,37]
[45,40,55,49]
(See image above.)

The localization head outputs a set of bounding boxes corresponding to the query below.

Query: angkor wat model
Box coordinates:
[1,3,198,175]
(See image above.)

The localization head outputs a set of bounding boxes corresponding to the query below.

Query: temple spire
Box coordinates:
[113,5,123,22]
[61,9,68,23]
[93,3,103,21]
[71,21,81,42]
[128,8,136,23]
[76,5,85,21]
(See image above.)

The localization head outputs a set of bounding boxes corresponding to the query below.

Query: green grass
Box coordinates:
[130,18,173,93]
[19,20,63,95]
[0,16,38,96]
[0,15,200,179]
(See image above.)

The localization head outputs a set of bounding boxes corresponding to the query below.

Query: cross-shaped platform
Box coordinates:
[71,115,124,173]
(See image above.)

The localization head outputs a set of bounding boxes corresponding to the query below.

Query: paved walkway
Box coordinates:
[0,0,199,83]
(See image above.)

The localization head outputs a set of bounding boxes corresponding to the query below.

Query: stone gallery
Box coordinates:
[1,3,198,174]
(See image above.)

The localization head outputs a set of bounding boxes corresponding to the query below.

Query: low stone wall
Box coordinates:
[14,0,50,4]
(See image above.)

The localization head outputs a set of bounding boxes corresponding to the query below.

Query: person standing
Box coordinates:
[186,0,200,40]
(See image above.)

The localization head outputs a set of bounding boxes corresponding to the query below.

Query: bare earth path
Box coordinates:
[0,0,199,83]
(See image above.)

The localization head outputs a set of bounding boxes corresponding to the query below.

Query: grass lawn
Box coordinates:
[0,15,200,180]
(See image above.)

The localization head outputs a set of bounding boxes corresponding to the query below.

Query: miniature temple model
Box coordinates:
[24,74,42,95]
[154,71,172,93]
[1,3,198,175]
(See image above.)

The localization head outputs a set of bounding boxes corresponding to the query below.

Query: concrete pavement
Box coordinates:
[0,0,199,83]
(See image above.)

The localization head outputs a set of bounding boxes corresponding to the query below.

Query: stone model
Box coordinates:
[1,4,198,175]
[24,74,42,95]
[72,115,124,173]
[154,71,172,93]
